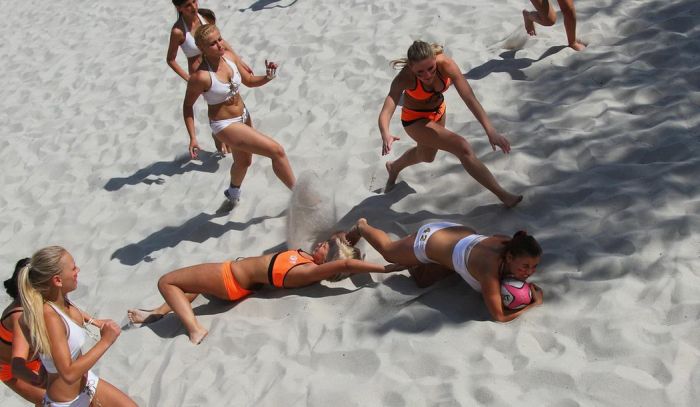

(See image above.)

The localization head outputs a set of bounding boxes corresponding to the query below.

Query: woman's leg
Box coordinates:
[355,219,420,265]
[157,263,232,344]
[92,378,137,407]
[405,123,522,207]
[3,378,44,405]
[216,123,296,189]
[523,0,557,35]
[386,141,438,189]
[127,293,198,325]
[557,0,585,50]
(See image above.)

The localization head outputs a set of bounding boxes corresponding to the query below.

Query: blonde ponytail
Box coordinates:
[17,246,67,359]
[391,40,444,69]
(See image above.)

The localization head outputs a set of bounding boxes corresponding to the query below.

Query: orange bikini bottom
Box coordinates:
[401,102,446,127]
[221,261,252,301]
[0,359,41,382]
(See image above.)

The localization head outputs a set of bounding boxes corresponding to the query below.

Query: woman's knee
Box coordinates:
[233,154,252,169]
[270,144,288,161]
[417,148,437,163]
[157,274,173,293]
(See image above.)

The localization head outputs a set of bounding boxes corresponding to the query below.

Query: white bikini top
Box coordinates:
[203,57,241,105]
[40,303,85,374]
[180,13,207,58]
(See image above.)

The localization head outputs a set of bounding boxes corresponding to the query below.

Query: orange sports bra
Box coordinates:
[0,309,22,346]
[268,250,315,288]
[405,70,452,101]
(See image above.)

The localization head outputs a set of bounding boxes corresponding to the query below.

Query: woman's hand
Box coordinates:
[530,283,544,305]
[487,130,511,154]
[189,139,201,159]
[99,320,121,345]
[265,60,278,80]
[382,133,400,155]
[384,263,408,272]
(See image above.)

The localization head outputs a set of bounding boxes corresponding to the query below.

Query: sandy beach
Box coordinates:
[2,0,699,405]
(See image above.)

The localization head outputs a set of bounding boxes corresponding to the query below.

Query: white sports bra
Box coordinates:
[180,14,207,58]
[40,303,85,374]
[203,57,241,105]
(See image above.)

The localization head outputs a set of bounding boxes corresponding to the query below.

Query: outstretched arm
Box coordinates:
[443,57,511,153]
[183,74,207,158]
[223,41,253,74]
[378,74,404,155]
[285,260,406,288]
[481,278,543,322]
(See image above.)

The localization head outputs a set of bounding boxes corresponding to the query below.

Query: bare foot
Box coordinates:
[355,218,368,237]
[503,194,524,209]
[384,161,398,192]
[523,10,536,36]
[189,327,208,345]
[570,41,586,51]
[127,309,164,325]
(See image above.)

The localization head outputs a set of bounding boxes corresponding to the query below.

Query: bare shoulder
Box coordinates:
[437,53,460,74]
[170,21,185,40]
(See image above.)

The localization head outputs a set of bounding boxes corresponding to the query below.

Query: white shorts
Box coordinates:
[413,222,461,264]
[209,107,250,135]
[451,234,487,292]
[43,370,99,407]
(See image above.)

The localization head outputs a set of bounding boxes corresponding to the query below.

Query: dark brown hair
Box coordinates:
[502,231,542,258]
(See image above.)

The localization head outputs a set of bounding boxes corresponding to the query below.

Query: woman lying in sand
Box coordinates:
[184,24,295,207]
[18,247,136,406]
[167,0,252,154]
[379,40,522,207]
[1,259,45,405]
[522,0,586,51]
[128,231,405,344]
[353,219,543,322]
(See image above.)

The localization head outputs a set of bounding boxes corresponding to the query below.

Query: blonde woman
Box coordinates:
[184,24,294,206]
[167,0,252,153]
[128,231,405,344]
[379,40,522,207]
[1,259,45,405]
[18,247,136,406]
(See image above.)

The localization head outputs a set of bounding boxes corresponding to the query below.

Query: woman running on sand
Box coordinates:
[522,0,586,51]
[184,24,295,206]
[167,0,253,154]
[352,218,543,322]
[128,231,405,344]
[17,247,136,406]
[1,259,45,405]
[379,40,522,207]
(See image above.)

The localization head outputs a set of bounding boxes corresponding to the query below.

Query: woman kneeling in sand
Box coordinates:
[18,247,136,406]
[128,231,404,344]
[184,24,295,206]
[353,219,543,322]
[379,40,521,207]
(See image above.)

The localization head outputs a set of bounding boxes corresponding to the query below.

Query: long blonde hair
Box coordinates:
[391,40,444,69]
[18,246,68,358]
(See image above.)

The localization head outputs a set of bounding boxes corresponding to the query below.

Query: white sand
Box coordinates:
[2,0,699,405]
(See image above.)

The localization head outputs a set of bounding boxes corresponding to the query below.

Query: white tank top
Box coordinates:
[180,13,207,58]
[40,303,85,374]
[203,57,242,105]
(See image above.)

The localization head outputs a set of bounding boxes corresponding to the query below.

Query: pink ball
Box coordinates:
[501,278,533,310]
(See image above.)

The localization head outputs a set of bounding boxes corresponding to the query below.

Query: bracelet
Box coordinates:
[86,318,94,326]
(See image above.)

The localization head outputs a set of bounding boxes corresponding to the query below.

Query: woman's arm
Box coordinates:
[223,41,253,74]
[183,73,207,158]
[44,306,118,385]
[442,56,511,153]
[167,27,190,82]
[235,52,276,88]
[285,260,406,288]
[378,74,405,155]
[481,278,543,322]
[10,314,44,385]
